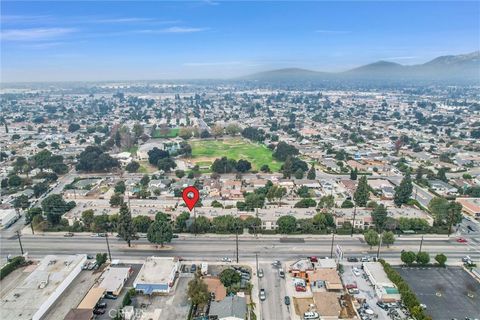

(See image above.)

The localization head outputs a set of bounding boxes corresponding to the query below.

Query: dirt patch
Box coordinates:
[293,297,314,315]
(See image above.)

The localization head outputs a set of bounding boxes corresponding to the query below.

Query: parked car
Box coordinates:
[278,268,285,278]
[93,309,105,315]
[347,257,359,262]
[361,256,371,262]
[272,260,281,267]
[376,301,388,310]
[258,268,264,278]
[308,256,318,262]
[191,264,197,273]
[348,288,360,294]
[303,311,319,319]
[222,257,232,262]
[96,302,107,309]
[63,232,74,237]
[104,294,117,300]
[259,289,266,301]
[457,237,468,243]
[352,267,361,276]
[295,285,306,292]
[284,296,290,305]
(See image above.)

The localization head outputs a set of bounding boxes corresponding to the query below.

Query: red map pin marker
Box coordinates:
[182,186,200,211]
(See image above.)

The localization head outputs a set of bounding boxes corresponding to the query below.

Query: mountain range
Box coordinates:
[241,52,480,83]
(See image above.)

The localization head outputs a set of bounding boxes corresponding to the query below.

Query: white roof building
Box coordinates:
[133,257,179,294]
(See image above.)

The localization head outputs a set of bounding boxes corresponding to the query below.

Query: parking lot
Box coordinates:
[258,262,289,320]
[395,266,480,320]
[342,264,392,319]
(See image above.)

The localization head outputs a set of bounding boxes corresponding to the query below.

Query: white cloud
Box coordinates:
[138,26,208,34]
[1,28,76,41]
[93,17,156,23]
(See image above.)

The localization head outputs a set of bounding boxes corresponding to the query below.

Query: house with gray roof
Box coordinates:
[209,295,247,320]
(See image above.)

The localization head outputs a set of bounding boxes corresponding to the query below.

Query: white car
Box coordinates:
[352,267,361,276]
[221,257,232,262]
[303,311,319,319]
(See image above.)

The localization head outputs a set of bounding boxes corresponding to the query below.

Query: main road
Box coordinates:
[2,234,479,262]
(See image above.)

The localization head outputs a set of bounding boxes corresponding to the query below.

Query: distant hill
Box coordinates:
[241,51,480,83]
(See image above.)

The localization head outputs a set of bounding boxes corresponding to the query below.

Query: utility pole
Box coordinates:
[376,232,383,259]
[330,231,335,258]
[16,231,24,255]
[419,235,424,253]
[105,233,112,261]
[351,204,357,237]
[255,252,259,274]
[235,226,239,263]
[193,207,197,237]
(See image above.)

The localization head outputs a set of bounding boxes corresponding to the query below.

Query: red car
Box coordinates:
[295,285,306,292]
[308,256,318,262]
[457,237,468,243]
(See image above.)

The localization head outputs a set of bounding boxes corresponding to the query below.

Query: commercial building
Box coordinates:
[0,254,87,320]
[98,266,132,296]
[457,198,480,217]
[134,257,179,294]
[363,262,401,302]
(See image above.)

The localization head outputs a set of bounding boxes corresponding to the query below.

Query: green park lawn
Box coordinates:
[151,128,179,138]
[189,138,282,172]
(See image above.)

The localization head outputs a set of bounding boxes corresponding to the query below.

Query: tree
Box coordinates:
[273,142,299,161]
[211,123,224,137]
[437,167,448,182]
[81,209,95,230]
[140,174,150,187]
[132,122,144,138]
[8,175,22,188]
[157,158,176,172]
[132,215,153,233]
[435,253,447,267]
[318,195,335,209]
[125,161,140,173]
[41,194,75,225]
[382,231,395,248]
[219,268,241,287]
[175,211,190,232]
[211,157,237,174]
[277,215,297,234]
[307,164,316,180]
[341,199,354,208]
[294,168,304,179]
[350,168,358,180]
[147,215,173,247]
[96,253,108,266]
[416,252,430,265]
[371,204,388,231]
[364,229,379,248]
[394,171,413,207]
[225,123,241,136]
[354,176,370,207]
[175,170,185,178]
[33,182,48,198]
[114,181,126,194]
[294,198,317,208]
[32,149,52,171]
[296,186,310,198]
[428,198,462,232]
[192,216,211,233]
[188,276,209,306]
[76,146,119,172]
[401,251,416,265]
[260,164,270,173]
[147,147,169,166]
[26,207,42,223]
[117,204,136,247]
[235,159,252,173]
[68,123,80,132]
[13,195,30,210]
[110,193,124,207]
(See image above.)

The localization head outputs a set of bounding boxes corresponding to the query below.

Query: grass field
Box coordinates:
[152,128,179,138]
[189,138,282,171]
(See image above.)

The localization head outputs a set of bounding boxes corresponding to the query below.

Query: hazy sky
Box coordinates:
[1,1,479,82]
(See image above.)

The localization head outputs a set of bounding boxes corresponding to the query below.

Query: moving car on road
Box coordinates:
[259,289,266,301]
